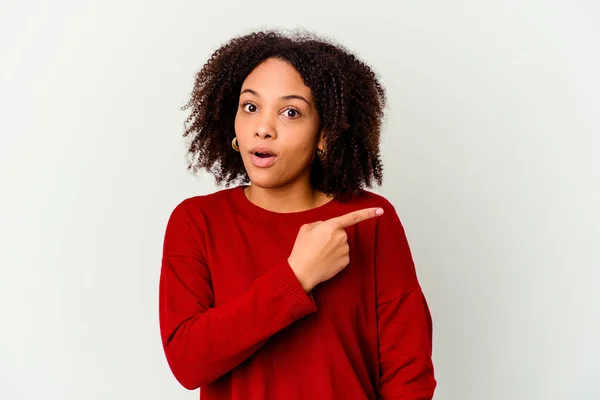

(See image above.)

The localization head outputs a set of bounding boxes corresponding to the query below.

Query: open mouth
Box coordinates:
[250,149,277,167]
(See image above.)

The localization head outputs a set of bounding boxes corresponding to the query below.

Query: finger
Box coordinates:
[327,207,384,228]
[303,221,322,229]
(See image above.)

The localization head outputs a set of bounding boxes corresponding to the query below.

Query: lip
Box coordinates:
[248,146,277,168]
[250,153,277,168]
[249,146,277,156]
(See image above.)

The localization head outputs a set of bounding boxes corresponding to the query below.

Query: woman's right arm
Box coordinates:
[158,201,317,390]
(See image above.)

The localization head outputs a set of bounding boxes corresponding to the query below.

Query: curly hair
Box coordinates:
[182,30,387,200]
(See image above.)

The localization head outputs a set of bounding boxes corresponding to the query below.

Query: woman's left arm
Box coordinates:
[374,203,436,399]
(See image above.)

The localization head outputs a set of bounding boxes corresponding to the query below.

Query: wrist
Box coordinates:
[288,257,314,293]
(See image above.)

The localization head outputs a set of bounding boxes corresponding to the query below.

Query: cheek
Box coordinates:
[234,112,243,134]
[283,133,317,163]
[234,110,253,135]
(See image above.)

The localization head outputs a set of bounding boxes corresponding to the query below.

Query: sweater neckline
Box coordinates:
[231,185,340,221]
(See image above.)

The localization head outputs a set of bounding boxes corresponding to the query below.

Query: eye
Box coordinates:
[242,103,257,113]
[283,108,300,118]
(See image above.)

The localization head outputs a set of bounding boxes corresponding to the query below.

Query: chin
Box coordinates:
[246,173,285,189]
[242,157,308,190]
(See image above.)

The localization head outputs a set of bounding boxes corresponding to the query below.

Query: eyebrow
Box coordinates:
[240,88,311,106]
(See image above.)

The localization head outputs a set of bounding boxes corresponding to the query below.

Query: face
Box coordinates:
[234,57,324,190]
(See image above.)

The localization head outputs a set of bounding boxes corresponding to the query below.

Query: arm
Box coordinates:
[375,204,436,399]
[159,201,317,390]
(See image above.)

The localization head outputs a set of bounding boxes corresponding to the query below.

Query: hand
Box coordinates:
[288,207,384,292]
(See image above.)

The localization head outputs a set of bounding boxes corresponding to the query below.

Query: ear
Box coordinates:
[317,128,326,151]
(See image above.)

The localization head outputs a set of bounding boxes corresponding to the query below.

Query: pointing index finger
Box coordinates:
[328,207,384,229]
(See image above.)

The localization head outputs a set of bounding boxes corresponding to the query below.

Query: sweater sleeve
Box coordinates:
[159,200,318,390]
[374,204,436,399]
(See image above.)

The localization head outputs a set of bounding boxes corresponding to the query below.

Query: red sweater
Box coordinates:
[159,186,436,399]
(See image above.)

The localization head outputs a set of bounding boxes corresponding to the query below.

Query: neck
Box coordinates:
[244,181,332,213]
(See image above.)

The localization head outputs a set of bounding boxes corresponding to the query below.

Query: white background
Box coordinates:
[1,0,599,399]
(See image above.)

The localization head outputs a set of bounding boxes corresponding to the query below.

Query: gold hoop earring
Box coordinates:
[232,137,240,152]
[317,145,326,161]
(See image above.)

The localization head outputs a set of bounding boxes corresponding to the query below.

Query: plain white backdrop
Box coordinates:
[1,0,599,399]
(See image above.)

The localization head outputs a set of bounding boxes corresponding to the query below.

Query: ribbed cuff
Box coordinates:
[270,262,318,320]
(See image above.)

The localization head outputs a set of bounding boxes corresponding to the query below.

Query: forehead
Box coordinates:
[241,58,313,99]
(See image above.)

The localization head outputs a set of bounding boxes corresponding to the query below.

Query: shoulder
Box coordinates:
[346,189,398,213]
[344,190,406,234]
[167,187,239,223]
[174,187,238,211]
[163,187,240,248]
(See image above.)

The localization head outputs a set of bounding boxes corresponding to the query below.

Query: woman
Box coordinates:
[159,30,436,399]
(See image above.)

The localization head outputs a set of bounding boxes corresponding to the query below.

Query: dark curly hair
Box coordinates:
[182,30,387,199]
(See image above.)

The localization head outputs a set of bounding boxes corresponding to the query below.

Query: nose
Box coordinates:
[255,111,277,139]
